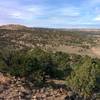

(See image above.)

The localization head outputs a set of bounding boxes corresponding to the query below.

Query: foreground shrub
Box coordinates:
[0,48,99,93]
[66,56,99,96]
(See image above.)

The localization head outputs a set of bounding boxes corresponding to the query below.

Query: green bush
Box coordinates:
[0,48,99,94]
[66,56,99,96]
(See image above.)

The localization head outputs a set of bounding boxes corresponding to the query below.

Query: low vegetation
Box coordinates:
[0,25,100,99]
[0,48,100,98]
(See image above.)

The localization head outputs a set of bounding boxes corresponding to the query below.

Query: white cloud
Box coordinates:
[0,0,100,28]
[59,7,80,17]
[0,3,45,20]
[91,0,100,4]
[94,15,100,21]
[10,12,23,19]
[86,0,100,7]
[9,10,34,20]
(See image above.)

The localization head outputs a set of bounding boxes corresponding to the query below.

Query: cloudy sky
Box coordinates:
[0,0,100,28]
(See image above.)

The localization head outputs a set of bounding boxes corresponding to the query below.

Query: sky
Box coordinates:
[0,0,100,28]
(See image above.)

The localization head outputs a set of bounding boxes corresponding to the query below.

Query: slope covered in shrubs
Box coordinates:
[0,48,100,98]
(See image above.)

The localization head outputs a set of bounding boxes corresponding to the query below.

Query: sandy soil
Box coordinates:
[91,47,100,56]
[55,45,100,58]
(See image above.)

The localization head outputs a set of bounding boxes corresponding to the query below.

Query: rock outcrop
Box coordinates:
[0,73,97,100]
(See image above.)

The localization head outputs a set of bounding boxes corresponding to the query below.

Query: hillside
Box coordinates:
[0,24,28,30]
[0,24,100,100]
[0,24,100,58]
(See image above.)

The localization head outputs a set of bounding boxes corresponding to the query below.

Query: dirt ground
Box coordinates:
[55,45,100,58]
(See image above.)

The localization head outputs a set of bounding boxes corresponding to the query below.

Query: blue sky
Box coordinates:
[0,0,100,28]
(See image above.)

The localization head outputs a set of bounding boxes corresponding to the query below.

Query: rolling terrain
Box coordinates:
[0,24,100,58]
[0,24,100,100]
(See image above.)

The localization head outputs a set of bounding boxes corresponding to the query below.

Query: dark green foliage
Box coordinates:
[0,48,73,81]
[52,52,72,79]
[0,49,25,76]
[66,56,100,96]
[0,48,100,96]
[92,58,100,90]
[24,49,64,82]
